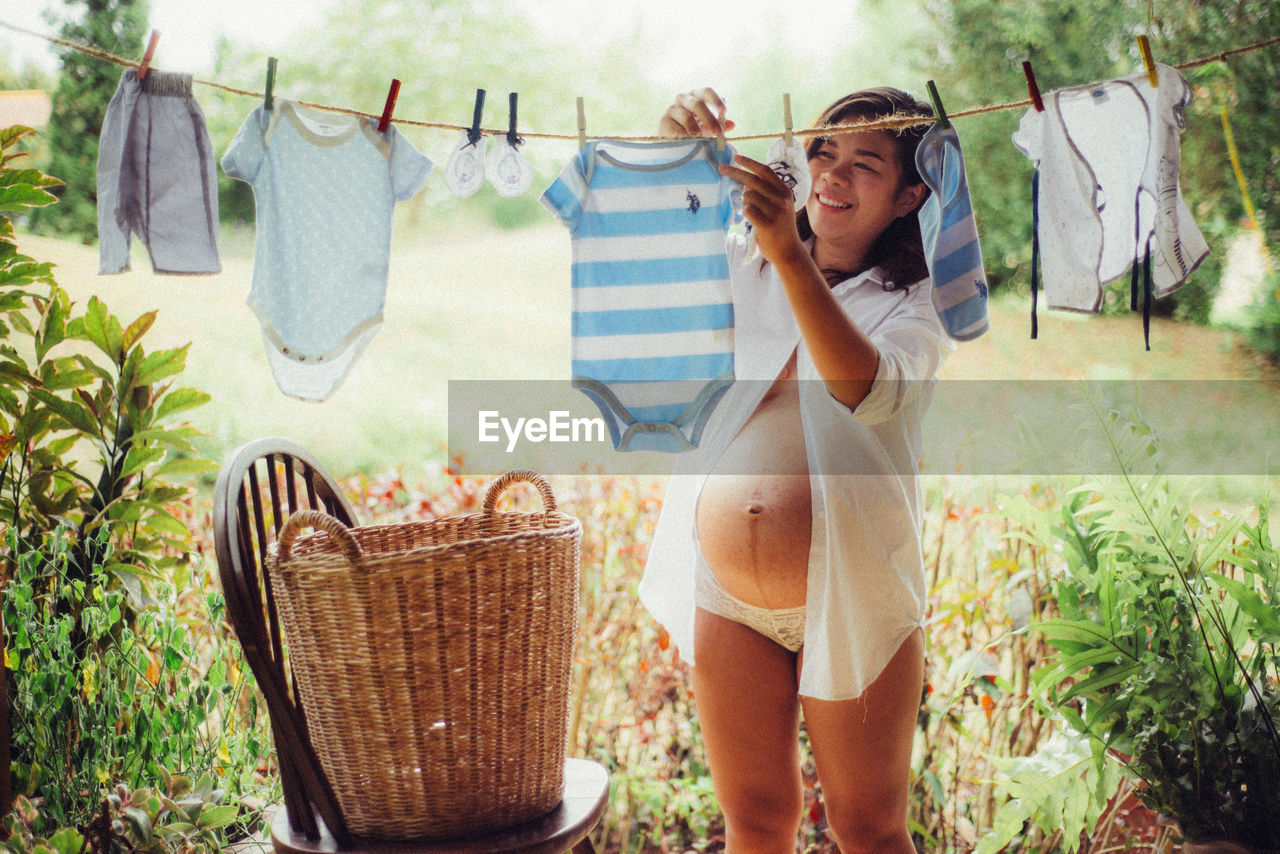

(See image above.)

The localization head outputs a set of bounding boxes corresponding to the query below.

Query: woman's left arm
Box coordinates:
[723,154,881,409]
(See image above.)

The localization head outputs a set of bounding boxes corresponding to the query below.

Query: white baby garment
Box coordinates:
[1012,63,1208,315]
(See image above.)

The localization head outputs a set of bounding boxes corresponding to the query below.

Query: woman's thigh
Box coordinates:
[691,608,805,839]
[800,628,924,842]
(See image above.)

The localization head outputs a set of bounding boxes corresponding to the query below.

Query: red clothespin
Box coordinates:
[136,29,160,80]
[1022,61,1045,112]
[377,79,401,133]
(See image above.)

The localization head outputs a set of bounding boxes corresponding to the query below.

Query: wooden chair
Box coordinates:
[213,437,607,853]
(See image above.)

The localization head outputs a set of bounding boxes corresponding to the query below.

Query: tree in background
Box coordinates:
[918,0,1277,325]
[27,0,150,244]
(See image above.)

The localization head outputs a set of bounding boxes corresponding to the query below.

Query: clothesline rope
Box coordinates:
[2,18,1278,142]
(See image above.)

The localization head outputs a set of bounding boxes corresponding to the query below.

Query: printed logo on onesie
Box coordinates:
[485,137,533,198]
[444,131,488,198]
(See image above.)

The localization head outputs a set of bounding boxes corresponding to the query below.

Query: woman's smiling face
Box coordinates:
[804,130,924,272]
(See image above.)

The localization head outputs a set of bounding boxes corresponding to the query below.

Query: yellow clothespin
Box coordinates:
[137,29,160,80]
[783,93,793,147]
[576,96,587,150]
[1136,35,1159,87]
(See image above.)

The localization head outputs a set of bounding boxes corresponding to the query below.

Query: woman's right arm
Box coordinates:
[659,88,736,138]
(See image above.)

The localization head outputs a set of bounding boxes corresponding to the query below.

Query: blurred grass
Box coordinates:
[18,212,571,473]
[18,217,1280,505]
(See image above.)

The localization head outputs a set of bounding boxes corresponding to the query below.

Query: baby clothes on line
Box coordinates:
[444,131,486,198]
[1012,63,1208,344]
[221,100,431,402]
[486,137,533,197]
[915,121,990,341]
[541,139,741,453]
[97,68,221,275]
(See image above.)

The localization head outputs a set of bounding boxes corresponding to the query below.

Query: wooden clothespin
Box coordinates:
[264,57,278,111]
[1022,61,1044,112]
[467,89,486,146]
[926,79,950,129]
[576,96,587,151]
[377,78,401,133]
[506,92,521,147]
[783,93,794,148]
[1136,35,1159,87]
[136,29,160,80]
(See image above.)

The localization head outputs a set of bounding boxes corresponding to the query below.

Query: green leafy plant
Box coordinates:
[1246,267,1280,363]
[3,524,267,830]
[975,728,1123,854]
[1009,407,1280,849]
[2,772,258,854]
[2,125,215,600]
[2,125,269,835]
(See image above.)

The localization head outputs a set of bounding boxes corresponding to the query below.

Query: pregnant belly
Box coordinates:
[695,383,811,610]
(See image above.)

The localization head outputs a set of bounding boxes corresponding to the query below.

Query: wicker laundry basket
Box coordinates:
[268,469,582,840]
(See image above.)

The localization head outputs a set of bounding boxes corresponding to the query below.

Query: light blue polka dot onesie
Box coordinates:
[222,100,432,401]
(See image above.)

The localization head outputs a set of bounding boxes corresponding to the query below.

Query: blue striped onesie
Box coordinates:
[541,140,741,452]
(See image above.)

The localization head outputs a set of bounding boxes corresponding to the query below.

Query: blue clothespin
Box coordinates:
[506,92,521,147]
[468,89,487,146]
[926,79,950,129]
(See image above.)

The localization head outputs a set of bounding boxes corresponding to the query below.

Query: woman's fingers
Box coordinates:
[722,155,791,204]
[659,87,736,137]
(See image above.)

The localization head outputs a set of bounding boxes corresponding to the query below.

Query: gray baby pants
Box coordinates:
[97,69,221,275]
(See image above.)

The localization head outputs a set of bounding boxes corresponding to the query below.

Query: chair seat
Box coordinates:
[270,757,609,854]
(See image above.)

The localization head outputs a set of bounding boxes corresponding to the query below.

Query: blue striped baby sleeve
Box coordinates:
[915,123,990,341]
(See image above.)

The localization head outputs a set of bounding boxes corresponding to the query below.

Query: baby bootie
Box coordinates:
[486,137,533,197]
[766,136,811,211]
[444,131,487,198]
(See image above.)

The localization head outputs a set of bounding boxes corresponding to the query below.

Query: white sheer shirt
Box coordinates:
[639,235,953,700]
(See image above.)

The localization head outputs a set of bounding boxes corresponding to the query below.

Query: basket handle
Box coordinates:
[278,509,363,564]
[482,468,557,514]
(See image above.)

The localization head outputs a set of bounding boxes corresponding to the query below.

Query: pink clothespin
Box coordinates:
[377,79,402,133]
[136,29,160,80]
[1022,61,1045,112]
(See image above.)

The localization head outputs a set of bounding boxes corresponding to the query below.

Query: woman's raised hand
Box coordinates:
[721,155,806,267]
[659,87,736,138]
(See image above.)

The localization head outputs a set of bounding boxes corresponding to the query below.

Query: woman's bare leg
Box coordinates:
[692,608,804,852]
[800,628,924,854]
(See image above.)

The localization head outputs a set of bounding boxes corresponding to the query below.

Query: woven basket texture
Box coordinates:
[267,470,581,840]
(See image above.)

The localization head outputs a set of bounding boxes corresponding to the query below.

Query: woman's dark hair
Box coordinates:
[796,87,934,290]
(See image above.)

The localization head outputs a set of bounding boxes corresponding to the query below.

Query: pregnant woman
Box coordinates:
[640,87,951,853]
